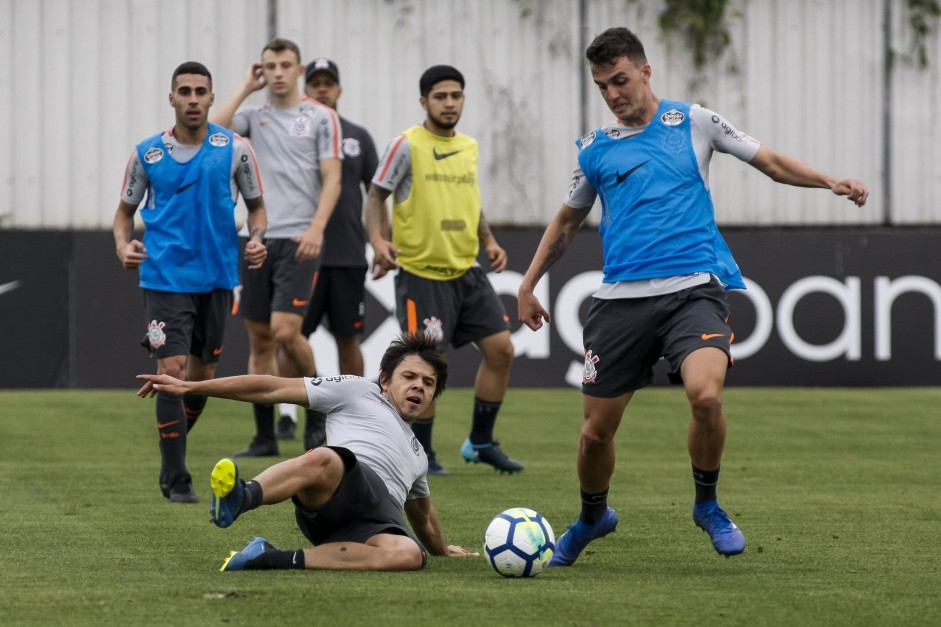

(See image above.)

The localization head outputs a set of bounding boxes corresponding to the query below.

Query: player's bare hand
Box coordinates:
[832,178,869,207]
[370,239,399,278]
[485,241,507,273]
[244,62,266,92]
[136,373,187,398]
[518,290,550,331]
[446,545,479,557]
[117,240,148,270]
[244,240,267,269]
[293,227,323,263]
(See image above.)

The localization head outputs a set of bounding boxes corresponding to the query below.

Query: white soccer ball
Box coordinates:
[483,507,555,577]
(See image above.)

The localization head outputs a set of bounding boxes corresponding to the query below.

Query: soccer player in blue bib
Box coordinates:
[114,61,267,503]
[518,27,868,563]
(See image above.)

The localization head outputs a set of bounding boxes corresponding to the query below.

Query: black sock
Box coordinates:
[156,392,187,478]
[579,488,609,525]
[470,397,501,445]
[412,417,435,457]
[253,403,276,441]
[692,465,720,504]
[183,394,207,433]
[246,548,305,570]
[242,480,264,513]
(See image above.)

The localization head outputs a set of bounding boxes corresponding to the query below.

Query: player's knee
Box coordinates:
[688,391,723,421]
[581,421,616,448]
[483,337,514,370]
[299,447,344,485]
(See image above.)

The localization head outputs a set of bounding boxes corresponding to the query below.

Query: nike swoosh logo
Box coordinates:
[157,420,180,429]
[212,348,223,355]
[433,148,461,160]
[616,160,649,183]
[0,280,22,296]
[293,298,309,307]
[176,181,197,194]
[701,333,725,341]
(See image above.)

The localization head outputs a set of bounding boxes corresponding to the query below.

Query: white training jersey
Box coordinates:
[563,104,761,299]
[303,375,430,506]
[232,98,342,238]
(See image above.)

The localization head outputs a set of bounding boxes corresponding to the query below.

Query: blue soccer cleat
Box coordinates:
[220,536,275,571]
[693,499,746,556]
[549,506,619,566]
[210,458,244,529]
[460,438,524,474]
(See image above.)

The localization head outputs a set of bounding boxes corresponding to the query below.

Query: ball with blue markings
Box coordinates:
[483,507,555,577]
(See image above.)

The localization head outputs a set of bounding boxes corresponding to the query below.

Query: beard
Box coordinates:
[428,111,460,130]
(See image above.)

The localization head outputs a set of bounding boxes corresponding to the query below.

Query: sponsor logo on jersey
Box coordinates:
[660,109,685,126]
[143,147,164,164]
[343,137,362,158]
[616,160,649,184]
[603,127,621,138]
[432,147,461,160]
[579,131,596,148]
[208,133,230,146]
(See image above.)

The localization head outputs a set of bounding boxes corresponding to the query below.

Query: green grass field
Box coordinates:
[1,387,939,626]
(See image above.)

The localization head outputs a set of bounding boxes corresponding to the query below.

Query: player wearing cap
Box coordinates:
[301,59,379,381]
[211,38,342,457]
[365,65,523,475]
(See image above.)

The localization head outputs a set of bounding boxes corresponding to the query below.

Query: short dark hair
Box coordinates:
[262,37,301,64]
[585,27,648,67]
[379,333,448,399]
[419,64,465,97]
[171,61,212,90]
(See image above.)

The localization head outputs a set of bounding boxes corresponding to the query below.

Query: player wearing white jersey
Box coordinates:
[211,38,343,458]
[518,27,868,565]
[136,334,478,572]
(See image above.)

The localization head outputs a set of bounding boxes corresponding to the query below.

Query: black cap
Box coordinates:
[306,57,340,84]
[419,65,464,96]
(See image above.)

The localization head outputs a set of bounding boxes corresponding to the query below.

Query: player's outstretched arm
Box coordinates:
[748,146,869,207]
[137,373,309,407]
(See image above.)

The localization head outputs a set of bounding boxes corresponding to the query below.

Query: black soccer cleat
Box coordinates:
[461,439,524,474]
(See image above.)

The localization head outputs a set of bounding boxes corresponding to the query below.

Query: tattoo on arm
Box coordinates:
[537,233,567,276]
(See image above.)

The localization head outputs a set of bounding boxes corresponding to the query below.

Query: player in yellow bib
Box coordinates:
[366,65,522,475]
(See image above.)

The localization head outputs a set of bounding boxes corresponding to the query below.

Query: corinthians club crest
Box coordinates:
[583,350,600,384]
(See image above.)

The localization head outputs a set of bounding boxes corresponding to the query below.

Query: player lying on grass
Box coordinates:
[137,333,478,571]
